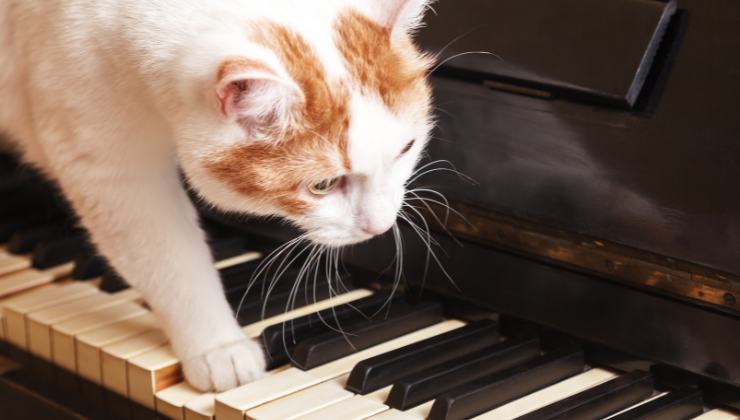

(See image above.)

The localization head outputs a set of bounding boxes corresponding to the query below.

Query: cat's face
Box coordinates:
[181,1,434,247]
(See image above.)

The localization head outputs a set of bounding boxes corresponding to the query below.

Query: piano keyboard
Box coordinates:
[0,165,739,419]
[1,250,739,420]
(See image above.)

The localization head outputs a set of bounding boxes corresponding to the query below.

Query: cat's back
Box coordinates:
[0,0,27,149]
[0,0,128,155]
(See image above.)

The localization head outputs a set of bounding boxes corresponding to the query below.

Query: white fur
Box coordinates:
[0,0,432,391]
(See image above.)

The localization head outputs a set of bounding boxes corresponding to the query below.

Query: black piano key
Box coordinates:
[608,387,704,420]
[0,198,38,219]
[428,347,586,420]
[221,261,312,306]
[0,189,57,218]
[220,259,269,291]
[99,269,129,293]
[221,262,328,299]
[232,280,339,326]
[515,370,655,420]
[93,244,259,293]
[32,233,91,269]
[209,236,247,261]
[387,335,542,410]
[346,320,501,395]
[291,301,444,371]
[7,225,70,254]
[0,216,46,243]
[0,153,19,172]
[70,254,108,280]
[261,292,395,369]
[0,171,35,193]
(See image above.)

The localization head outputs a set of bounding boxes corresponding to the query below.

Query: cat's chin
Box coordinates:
[305,231,375,248]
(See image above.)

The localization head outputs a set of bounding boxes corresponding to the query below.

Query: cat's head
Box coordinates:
[179,0,434,247]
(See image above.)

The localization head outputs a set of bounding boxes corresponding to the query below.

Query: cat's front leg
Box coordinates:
[58,170,265,391]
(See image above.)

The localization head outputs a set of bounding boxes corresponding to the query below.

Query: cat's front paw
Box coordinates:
[182,338,266,392]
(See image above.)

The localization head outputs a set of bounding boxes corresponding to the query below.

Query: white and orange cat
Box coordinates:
[0,0,434,391]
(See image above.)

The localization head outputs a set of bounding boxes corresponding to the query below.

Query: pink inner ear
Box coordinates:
[216,58,278,119]
[217,81,236,118]
[217,80,249,119]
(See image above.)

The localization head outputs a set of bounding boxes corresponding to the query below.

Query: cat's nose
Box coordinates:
[362,223,394,236]
[359,194,397,236]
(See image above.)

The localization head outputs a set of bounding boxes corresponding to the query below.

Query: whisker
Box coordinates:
[374,224,404,317]
[406,192,473,228]
[399,211,433,289]
[401,204,442,248]
[430,50,502,74]
[400,202,462,293]
[409,159,451,176]
[277,243,323,367]
[246,235,305,297]
[407,190,450,224]
[409,159,477,185]
[433,29,479,61]
[268,241,316,320]
[237,235,306,317]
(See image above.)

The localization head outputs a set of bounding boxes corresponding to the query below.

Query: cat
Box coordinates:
[0,0,434,391]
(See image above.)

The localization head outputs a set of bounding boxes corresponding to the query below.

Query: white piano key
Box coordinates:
[213,251,262,270]
[101,329,169,396]
[297,395,388,420]
[3,282,98,348]
[51,298,147,371]
[295,386,392,420]
[178,365,292,420]
[245,374,353,420]
[0,253,30,276]
[184,392,217,420]
[73,250,256,383]
[0,262,74,299]
[156,382,205,420]
[472,367,619,419]
[603,391,669,419]
[367,409,419,420]
[215,320,465,420]
[26,288,141,359]
[693,409,740,420]
[240,289,375,338]
[129,289,375,409]
[75,312,159,384]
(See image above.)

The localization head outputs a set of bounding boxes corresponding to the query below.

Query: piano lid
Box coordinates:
[418,0,677,108]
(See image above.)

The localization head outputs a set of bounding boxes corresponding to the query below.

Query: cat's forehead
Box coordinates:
[253,8,431,111]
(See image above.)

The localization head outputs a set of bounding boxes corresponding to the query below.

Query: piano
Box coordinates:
[0,0,738,418]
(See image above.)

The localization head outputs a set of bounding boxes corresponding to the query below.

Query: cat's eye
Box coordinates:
[399,139,415,157]
[308,177,341,196]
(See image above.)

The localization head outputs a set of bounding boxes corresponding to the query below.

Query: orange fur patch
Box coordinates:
[334,10,433,110]
[217,58,274,83]
[206,24,351,216]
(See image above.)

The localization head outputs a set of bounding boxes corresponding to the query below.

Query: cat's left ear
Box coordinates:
[215,55,303,136]
[367,0,434,38]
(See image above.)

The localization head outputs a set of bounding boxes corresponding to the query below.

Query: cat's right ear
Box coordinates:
[216,57,303,136]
